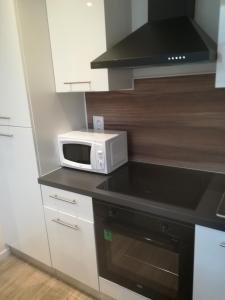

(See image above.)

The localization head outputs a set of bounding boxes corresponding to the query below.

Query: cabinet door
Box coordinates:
[0,0,31,127]
[0,127,15,248]
[46,0,109,92]
[193,225,225,300]
[216,0,225,88]
[45,207,99,290]
[0,126,51,266]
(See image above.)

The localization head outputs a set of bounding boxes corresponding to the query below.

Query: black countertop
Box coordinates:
[38,162,225,231]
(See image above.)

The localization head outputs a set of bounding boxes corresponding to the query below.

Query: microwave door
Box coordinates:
[62,142,92,170]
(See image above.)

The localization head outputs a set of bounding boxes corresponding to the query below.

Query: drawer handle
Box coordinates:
[64,81,91,85]
[0,133,13,138]
[49,194,77,204]
[220,242,225,248]
[0,116,10,120]
[52,218,79,231]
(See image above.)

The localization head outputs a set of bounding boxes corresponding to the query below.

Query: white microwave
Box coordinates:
[58,130,128,174]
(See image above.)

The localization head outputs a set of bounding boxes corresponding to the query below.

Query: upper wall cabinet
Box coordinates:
[216,0,225,88]
[46,0,133,92]
[0,0,31,127]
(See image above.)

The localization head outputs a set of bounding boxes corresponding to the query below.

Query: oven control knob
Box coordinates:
[109,208,118,217]
[161,223,169,233]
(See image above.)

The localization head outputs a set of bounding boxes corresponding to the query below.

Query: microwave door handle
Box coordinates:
[90,144,96,169]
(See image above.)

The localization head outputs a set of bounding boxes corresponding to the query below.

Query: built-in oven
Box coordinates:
[93,199,194,300]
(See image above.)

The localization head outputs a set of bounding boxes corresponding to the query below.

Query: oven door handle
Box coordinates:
[104,219,179,251]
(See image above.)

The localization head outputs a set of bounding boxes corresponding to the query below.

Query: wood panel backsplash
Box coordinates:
[86,74,225,173]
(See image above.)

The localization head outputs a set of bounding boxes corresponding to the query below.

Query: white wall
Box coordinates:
[216,0,225,87]
[132,0,220,79]
[132,0,148,31]
[15,0,87,176]
[195,0,221,42]
[131,0,220,42]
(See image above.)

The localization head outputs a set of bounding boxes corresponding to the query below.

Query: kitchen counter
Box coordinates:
[38,162,225,231]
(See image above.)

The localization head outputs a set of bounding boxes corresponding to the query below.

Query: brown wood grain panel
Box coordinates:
[86,74,225,173]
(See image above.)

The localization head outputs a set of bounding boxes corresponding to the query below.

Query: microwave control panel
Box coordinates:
[97,150,105,170]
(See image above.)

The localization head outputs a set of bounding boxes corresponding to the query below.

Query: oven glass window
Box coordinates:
[102,230,179,299]
[63,144,91,165]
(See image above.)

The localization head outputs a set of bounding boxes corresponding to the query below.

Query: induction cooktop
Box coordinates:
[97,162,212,210]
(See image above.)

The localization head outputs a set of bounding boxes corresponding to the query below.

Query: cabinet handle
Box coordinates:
[0,133,13,138]
[52,218,79,231]
[220,242,225,248]
[64,81,91,85]
[49,194,77,204]
[0,116,10,120]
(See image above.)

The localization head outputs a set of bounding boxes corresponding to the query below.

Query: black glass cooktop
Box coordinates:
[98,162,212,210]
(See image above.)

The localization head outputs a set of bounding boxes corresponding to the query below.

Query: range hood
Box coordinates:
[91,0,217,69]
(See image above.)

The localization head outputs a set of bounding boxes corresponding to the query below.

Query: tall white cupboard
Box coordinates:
[0,0,51,265]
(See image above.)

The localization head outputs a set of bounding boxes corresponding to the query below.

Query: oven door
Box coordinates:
[59,140,95,170]
[94,203,193,300]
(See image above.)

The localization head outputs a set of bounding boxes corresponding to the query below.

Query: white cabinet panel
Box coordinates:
[0,127,16,248]
[193,225,225,300]
[45,207,99,290]
[0,0,31,127]
[0,126,51,266]
[100,277,150,300]
[46,0,132,92]
[216,0,225,88]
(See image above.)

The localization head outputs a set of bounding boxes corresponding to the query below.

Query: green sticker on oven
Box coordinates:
[104,229,112,241]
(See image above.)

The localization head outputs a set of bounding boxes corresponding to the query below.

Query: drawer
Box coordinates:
[44,207,99,290]
[41,185,93,222]
[99,277,150,300]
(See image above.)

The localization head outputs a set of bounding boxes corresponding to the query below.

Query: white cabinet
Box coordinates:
[46,0,133,92]
[193,225,225,300]
[0,126,51,266]
[216,0,225,88]
[44,206,99,290]
[0,0,51,265]
[0,0,31,127]
[42,186,99,290]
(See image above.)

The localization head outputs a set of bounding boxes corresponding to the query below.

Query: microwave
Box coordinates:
[58,130,128,174]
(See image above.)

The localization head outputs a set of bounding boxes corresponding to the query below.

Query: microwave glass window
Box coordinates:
[63,144,91,165]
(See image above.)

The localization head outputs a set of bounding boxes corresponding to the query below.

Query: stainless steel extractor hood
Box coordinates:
[91,0,217,69]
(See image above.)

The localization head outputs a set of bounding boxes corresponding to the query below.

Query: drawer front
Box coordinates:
[99,277,150,300]
[41,185,93,222]
[44,207,99,291]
